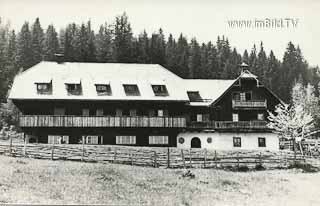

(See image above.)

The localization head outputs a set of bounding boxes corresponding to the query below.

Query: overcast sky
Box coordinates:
[0,0,319,66]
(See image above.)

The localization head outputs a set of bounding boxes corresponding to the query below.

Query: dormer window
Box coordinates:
[65,78,81,95]
[96,84,112,96]
[123,84,140,96]
[152,85,169,96]
[187,91,202,102]
[35,79,52,94]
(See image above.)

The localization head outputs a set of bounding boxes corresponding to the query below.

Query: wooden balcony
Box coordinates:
[19,115,186,128]
[188,120,269,131]
[232,100,267,109]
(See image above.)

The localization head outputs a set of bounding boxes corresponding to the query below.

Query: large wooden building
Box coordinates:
[9,61,282,150]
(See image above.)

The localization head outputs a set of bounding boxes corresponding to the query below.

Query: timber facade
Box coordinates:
[9,62,282,150]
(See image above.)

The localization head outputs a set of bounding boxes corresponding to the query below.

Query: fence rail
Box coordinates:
[0,140,319,169]
[19,115,186,128]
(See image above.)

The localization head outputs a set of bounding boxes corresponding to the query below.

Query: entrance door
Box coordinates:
[191,137,201,148]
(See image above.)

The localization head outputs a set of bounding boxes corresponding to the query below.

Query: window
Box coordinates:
[82,109,90,116]
[83,135,103,144]
[196,114,203,122]
[240,92,245,101]
[116,109,122,116]
[187,91,202,102]
[48,135,69,144]
[116,136,136,145]
[96,85,111,95]
[130,109,137,117]
[148,109,155,117]
[54,108,65,115]
[178,137,185,144]
[258,137,266,147]
[36,83,51,94]
[233,137,241,147]
[152,85,169,96]
[123,84,140,96]
[96,84,112,96]
[158,110,164,117]
[66,84,81,95]
[245,92,252,100]
[207,137,212,143]
[232,92,240,100]
[257,113,264,120]
[149,136,169,144]
[232,113,239,122]
[96,108,104,116]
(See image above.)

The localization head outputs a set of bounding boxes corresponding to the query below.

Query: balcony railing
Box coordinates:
[19,115,186,128]
[232,100,267,109]
[188,120,269,130]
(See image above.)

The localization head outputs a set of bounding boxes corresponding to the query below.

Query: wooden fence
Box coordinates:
[0,140,319,169]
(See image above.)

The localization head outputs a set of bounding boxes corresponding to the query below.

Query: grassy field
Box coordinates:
[0,155,319,206]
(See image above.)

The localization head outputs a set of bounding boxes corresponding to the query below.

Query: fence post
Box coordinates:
[9,135,12,155]
[259,152,262,165]
[23,133,27,157]
[204,149,207,168]
[167,147,170,168]
[51,142,54,160]
[237,153,240,169]
[114,148,117,163]
[181,149,186,169]
[81,136,85,161]
[214,150,218,168]
[153,151,157,168]
[189,148,192,168]
[130,151,133,166]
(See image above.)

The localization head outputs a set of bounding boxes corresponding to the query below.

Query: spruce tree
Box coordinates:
[31,18,44,64]
[114,13,133,63]
[16,22,33,70]
[136,30,150,63]
[96,23,113,62]
[44,25,59,61]
[188,38,201,78]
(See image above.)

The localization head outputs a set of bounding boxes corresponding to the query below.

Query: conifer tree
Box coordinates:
[95,23,113,62]
[188,38,201,78]
[16,22,33,70]
[136,30,150,63]
[44,25,59,61]
[114,13,133,63]
[31,18,44,64]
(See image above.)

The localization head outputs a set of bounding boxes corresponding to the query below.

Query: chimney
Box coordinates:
[54,53,65,64]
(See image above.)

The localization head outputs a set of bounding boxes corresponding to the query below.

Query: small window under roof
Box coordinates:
[187,91,203,102]
[152,85,169,96]
[123,84,140,96]
[95,84,112,96]
[65,80,82,95]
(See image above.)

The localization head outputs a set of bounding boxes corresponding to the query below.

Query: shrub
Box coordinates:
[288,162,318,173]
[237,165,249,172]
[255,164,265,171]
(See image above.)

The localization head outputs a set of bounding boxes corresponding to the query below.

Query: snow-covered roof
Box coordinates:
[184,79,236,106]
[239,70,257,79]
[34,77,52,84]
[9,61,189,101]
[9,61,280,105]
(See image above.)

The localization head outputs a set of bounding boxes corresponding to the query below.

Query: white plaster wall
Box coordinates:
[176,132,279,151]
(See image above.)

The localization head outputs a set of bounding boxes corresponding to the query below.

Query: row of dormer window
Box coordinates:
[35,82,169,97]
